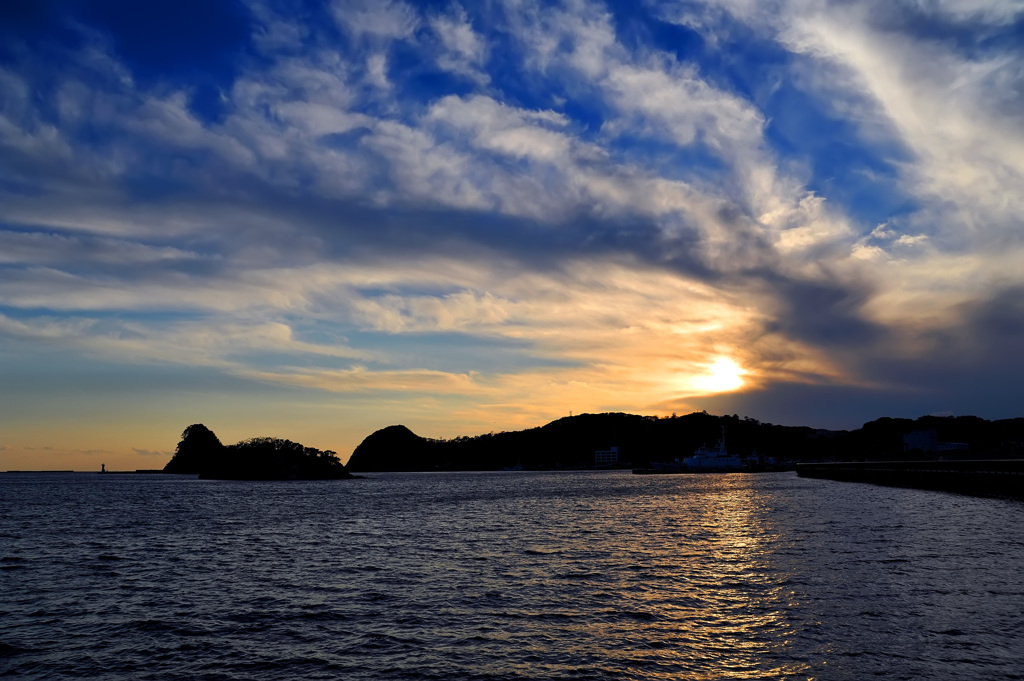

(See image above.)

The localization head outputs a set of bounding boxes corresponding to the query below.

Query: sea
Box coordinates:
[2,470,1023,680]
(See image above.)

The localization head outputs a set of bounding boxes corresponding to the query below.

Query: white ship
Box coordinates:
[646,427,743,473]
[681,428,743,471]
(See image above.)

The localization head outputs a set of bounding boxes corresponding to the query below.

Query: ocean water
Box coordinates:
[2,470,1023,680]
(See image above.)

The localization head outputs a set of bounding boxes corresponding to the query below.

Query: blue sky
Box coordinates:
[2,0,1023,468]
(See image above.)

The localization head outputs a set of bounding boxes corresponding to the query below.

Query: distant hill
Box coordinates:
[346,412,1024,472]
[163,424,352,480]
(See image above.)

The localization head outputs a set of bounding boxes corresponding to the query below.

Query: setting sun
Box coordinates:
[692,357,747,394]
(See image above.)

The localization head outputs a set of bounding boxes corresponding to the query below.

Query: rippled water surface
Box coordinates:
[2,471,1023,679]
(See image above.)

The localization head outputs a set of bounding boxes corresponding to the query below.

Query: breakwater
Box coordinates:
[797,460,1024,499]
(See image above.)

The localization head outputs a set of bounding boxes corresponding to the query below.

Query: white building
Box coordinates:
[595,446,619,465]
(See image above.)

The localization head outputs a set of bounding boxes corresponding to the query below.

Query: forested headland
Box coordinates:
[346,412,1024,472]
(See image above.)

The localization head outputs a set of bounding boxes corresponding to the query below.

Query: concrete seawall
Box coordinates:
[797,460,1024,499]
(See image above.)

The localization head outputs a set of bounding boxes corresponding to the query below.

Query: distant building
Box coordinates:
[595,446,619,465]
[904,430,970,458]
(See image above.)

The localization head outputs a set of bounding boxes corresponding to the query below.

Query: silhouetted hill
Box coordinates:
[163,424,352,480]
[346,412,1024,472]
[164,424,223,474]
[347,425,437,472]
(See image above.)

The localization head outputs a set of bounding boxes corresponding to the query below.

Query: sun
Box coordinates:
[692,356,746,394]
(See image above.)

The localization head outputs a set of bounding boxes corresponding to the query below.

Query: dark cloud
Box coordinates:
[698,382,930,430]
[763,275,884,348]
[968,285,1024,341]
[701,364,1024,430]
[724,284,1024,429]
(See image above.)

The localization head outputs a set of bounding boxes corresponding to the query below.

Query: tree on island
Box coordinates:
[162,424,352,480]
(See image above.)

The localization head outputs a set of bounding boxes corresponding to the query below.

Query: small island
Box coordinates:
[163,424,352,480]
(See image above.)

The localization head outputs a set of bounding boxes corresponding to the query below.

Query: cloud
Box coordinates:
[247,1,310,53]
[332,0,419,41]
[427,94,572,162]
[132,448,170,457]
[429,5,490,84]
[780,3,1024,233]
[0,230,207,266]
[602,60,765,154]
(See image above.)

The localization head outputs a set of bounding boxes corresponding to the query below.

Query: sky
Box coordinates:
[1,0,1023,470]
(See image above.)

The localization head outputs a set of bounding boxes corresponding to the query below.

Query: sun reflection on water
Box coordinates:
[599,475,814,679]
[352,472,826,679]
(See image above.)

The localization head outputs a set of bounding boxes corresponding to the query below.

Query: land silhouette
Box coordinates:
[162,412,1024,477]
[163,424,351,480]
[346,412,1024,472]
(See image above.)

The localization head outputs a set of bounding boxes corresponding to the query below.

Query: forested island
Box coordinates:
[163,424,351,480]
[346,411,1024,472]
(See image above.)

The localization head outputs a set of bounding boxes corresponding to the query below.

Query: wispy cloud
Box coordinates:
[331,0,419,41]
[429,5,490,84]
[132,448,171,457]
